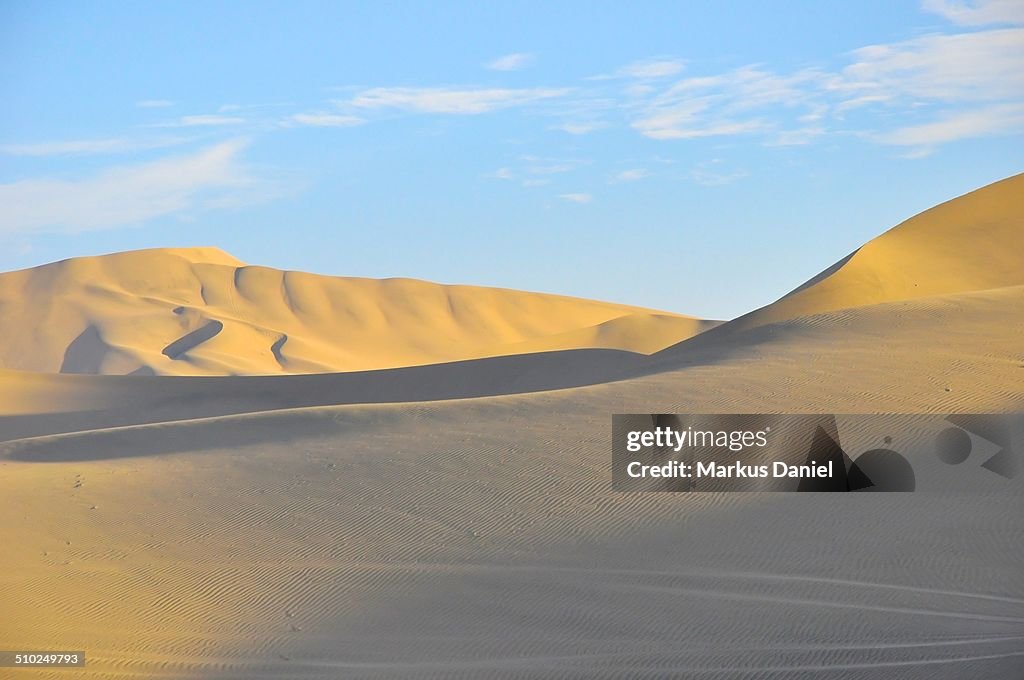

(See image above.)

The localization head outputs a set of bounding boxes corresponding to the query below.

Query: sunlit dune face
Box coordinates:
[0,247,709,377]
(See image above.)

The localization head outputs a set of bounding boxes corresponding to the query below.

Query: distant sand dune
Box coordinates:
[0,247,710,376]
[2,281,1022,446]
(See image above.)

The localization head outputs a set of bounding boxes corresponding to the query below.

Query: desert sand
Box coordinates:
[0,246,714,376]
[1,174,1023,679]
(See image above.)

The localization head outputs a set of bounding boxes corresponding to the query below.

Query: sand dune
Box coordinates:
[1,175,1023,679]
[0,247,708,376]
[2,283,1022,679]
[3,281,1023,446]
[723,173,1024,332]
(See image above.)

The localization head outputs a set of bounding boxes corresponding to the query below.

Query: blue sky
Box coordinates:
[1,0,1022,318]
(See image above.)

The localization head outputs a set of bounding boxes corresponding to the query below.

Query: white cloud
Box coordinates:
[832,93,892,115]
[625,83,656,98]
[349,87,569,114]
[180,114,246,126]
[486,53,535,71]
[612,168,650,182]
[288,112,365,127]
[0,136,189,156]
[901,146,938,159]
[136,99,175,108]
[633,100,768,139]
[827,27,1024,146]
[622,22,1024,148]
[485,156,586,184]
[631,67,817,140]
[837,29,1024,102]
[552,121,607,135]
[527,163,575,175]
[922,0,1024,25]
[630,98,712,139]
[690,160,748,186]
[519,154,589,175]
[874,102,1024,146]
[0,140,275,234]
[620,59,686,79]
[486,167,515,180]
[594,58,686,80]
[153,114,247,127]
[558,192,592,203]
[640,118,768,140]
[766,127,826,146]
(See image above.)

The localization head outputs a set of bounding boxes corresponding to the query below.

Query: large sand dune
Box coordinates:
[725,173,1024,331]
[1,175,1023,679]
[0,247,712,376]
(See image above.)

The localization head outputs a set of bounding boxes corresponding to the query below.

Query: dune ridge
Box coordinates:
[0,247,709,376]
[725,173,1024,331]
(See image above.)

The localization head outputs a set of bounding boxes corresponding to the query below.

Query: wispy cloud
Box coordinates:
[526,162,575,175]
[631,66,816,140]
[287,112,365,127]
[874,103,1024,146]
[619,17,1024,149]
[633,105,769,140]
[153,114,247,128]
[486,167,515,180]
[593,58,686,80]
[486,53,535,71]
[832,26,1024,147]
[558,192,592,203]
[313,15,1020,152]
[520,154,589,175]
[486,156,586,184]
[618,59,686,79]
[837,28,1024,102]
[766,127,826,146]
[611,168,650,182]
[0,136,189,157]
[552,121,607,135]
[136,99,175,108]
[0,140,280,234]
[349,87,569,114]
[922,0,1024,26]
[690,160,748,186]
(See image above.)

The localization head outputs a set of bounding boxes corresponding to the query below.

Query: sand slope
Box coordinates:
[723,172,1024,331]
[0,247,708,376]
[2,285,1022,680]
[1,175,1023,679]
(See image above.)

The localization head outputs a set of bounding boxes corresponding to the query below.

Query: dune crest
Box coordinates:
[739,173,1024,329]
[0,247,708,376]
